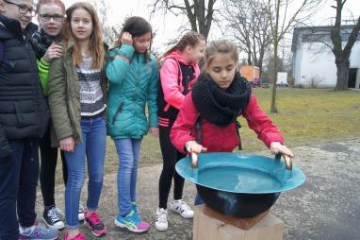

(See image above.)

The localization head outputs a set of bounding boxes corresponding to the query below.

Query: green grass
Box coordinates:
[55,88,360,184]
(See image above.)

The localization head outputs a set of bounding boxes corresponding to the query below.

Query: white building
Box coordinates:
[291,25,360,88]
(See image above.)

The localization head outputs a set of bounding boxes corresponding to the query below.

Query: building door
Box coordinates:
[348,68,358,88]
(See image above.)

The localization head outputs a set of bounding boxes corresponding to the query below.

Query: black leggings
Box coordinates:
[39,127,68,207]
[158,124,186,209]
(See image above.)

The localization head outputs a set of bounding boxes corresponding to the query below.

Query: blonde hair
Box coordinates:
[65,2,105,69]
[164,31,206,56]
[205,40,239,69]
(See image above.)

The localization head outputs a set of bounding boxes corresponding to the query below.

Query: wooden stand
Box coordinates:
[193,205,285,240]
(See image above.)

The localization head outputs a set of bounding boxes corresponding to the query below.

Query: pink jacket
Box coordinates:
[170,93,285,153]
[160,51,200,110]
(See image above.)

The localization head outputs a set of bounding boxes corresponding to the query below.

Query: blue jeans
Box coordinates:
[64,116,106,229]
[195,193,204,205]
[0,139,39,240]
[114,139,142,216]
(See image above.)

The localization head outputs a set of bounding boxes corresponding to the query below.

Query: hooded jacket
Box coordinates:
[157,51,200,125]
[106,44,159,139]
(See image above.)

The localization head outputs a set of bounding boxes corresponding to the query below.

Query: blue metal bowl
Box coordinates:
[176,152,306,218]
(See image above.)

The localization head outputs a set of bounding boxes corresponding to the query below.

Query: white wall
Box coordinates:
[294,40,360,87]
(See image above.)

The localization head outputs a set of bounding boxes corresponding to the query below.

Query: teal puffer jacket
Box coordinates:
[106,44,159,139]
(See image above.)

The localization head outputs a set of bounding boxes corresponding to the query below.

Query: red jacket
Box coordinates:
[160,51,200,110]
[170,92,284,153]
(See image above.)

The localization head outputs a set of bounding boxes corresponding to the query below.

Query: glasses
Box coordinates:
[4,0,36,17]
[39,14,64,22]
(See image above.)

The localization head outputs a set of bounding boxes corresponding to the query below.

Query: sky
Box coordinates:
[60,0,360,53]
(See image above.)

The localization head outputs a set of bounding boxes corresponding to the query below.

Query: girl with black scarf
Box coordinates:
[170,40,294,204]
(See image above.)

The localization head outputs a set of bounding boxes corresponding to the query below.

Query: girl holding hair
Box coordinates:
[48,2,108,239]
[170,40,294,204]
[106,16,159,234]
[155,31,206,231]
[29,0,67,230]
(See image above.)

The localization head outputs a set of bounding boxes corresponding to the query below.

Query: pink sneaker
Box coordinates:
[84,212,107,237]
[64,231,86,240]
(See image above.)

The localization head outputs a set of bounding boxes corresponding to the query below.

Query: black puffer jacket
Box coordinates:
[0,15,49,157]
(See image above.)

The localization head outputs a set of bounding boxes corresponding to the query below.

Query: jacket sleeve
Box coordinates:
[147,59,159,128]
[170,93,198,153]
[242,94,284,148]
[37,59,50,96]
[106,44,135,85]
[0,124,10,158]
[48,57,74,141]
[160,58,184,109]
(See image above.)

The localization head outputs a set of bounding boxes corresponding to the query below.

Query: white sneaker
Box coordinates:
[155,208,168,231]
[78,203,85,221]
[170,200,194,219]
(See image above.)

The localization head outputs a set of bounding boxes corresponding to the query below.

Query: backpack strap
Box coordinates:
[195,114,202,144]
[167,57,181,85]
[235,120,243,150]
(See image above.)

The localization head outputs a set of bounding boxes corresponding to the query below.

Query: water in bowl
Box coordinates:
[198,166,282,193]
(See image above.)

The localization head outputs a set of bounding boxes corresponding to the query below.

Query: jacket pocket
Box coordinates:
[112,102,124,124]
[14,102,24,127]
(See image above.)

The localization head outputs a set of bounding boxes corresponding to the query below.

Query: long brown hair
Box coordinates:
[164,31,205,56]
[65,2,105,69]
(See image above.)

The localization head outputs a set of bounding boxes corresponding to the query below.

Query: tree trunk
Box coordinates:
[271,43,278,113]
[270,0,280,114]
[335,59,350,90]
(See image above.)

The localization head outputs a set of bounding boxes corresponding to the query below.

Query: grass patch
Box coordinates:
[55,88,360,184]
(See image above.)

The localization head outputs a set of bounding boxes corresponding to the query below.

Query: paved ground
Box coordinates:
[36,138,360,240]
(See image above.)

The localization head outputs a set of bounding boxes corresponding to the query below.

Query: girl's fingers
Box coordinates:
[280,146,294,158]
[53,49,64,54]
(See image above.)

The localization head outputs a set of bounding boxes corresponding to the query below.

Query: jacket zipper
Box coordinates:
[112,102,124,124]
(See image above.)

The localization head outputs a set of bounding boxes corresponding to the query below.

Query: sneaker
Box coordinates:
[114,210,150,233]
[64,232,86,240]
[131,201,137,213]
[170,200,194,218]
[78,203,85,221]
[19,225,58,240]
[84,212,107,237]
[54,207,65,220]
[155,208,168,231]
[43,206,65,230]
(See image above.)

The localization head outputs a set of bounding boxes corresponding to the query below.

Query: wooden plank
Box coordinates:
[193,205,285,240]
[203,205,270,230]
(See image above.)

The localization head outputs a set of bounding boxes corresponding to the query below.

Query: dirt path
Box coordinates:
[36,138,360,240]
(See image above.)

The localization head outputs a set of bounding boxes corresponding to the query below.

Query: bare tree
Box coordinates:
[91,0,120,45]
[266,0,323,113]
[222,0,273,75]
[150,0,219,39]
[331,0,360,91]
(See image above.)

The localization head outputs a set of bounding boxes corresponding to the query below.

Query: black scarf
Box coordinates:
[192,73,252,127]
[29,29,56,60]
